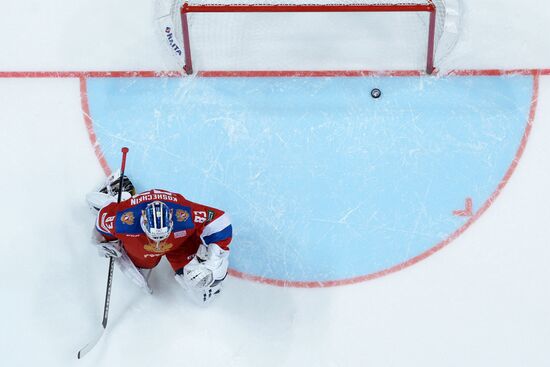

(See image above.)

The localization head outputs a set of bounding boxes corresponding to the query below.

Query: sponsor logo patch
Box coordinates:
[207,210,215,222]
[175,209,190,222]
[120,211,135,225]
[165,27,182,56]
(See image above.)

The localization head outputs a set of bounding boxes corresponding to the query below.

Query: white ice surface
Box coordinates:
[0,1,549,366]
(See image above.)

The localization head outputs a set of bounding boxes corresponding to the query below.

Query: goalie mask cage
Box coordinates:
[178,0,444,75]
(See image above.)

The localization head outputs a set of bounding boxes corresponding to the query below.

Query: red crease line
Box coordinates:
[79,76,111,176]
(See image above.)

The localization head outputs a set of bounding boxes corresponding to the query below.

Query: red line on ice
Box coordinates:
[0,68,549,79]
[0,71,186,78]
[79,76,111,176]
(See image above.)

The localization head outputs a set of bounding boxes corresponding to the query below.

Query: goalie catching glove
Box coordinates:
[180,243,229,288]
[176,243,229,305]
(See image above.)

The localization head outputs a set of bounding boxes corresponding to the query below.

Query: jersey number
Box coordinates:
[194,211,207,223]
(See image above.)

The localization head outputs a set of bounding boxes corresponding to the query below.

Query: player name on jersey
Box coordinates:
[130,191,178,206]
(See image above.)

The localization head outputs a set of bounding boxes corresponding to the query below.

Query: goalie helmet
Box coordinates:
[140,201,173,242]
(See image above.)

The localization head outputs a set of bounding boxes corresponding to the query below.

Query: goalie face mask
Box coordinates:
[140,201,173,242]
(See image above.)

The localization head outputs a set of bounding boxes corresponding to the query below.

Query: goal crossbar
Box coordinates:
[180,2,437,75]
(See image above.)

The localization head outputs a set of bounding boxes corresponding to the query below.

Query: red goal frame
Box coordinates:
[180,1,437,75]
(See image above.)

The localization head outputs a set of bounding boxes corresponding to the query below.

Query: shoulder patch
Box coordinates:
[169,204,195,231]
[115,208,142,234]
[175,209,190,222]
[120,211,135,225]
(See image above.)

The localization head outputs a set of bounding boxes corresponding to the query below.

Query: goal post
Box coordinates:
[178,1,440,75]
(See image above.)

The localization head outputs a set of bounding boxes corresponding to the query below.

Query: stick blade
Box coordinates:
[77,326,105,359]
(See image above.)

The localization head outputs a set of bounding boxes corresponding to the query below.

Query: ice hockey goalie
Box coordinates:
[87,173,232,305]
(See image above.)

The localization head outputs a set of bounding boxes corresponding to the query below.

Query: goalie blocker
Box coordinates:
[87,176,232,305]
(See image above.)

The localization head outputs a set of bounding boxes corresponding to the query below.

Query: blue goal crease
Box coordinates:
[86,75,533,282]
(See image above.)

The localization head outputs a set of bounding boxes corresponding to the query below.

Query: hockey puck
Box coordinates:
[371,88,381,99]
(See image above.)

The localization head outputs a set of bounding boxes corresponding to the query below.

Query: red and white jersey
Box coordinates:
[96,189,232,270]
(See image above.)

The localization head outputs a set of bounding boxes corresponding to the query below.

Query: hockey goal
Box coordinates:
[157,0,460,75]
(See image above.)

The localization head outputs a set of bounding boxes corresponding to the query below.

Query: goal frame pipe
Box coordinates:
[180,2,436,75]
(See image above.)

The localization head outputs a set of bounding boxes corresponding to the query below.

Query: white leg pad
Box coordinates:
[115,251,153,294]
[175,274,223,306]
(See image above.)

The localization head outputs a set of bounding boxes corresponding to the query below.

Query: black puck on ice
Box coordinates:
[371,88,381,99]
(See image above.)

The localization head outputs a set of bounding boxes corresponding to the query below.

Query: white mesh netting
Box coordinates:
[155,0,462,72]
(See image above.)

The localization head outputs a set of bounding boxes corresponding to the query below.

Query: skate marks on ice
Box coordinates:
[84,74,537,286]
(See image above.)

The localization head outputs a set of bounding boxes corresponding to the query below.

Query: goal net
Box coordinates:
[155,0,462,74]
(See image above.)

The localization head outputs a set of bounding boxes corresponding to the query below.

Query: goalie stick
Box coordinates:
[77,147,129,359]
